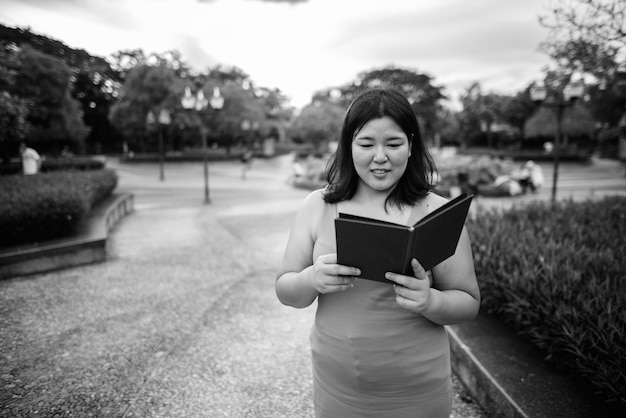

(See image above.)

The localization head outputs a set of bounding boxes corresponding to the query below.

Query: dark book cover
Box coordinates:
[335,193,473,284]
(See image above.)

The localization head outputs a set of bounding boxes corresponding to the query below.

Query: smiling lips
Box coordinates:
[371,168,390,176]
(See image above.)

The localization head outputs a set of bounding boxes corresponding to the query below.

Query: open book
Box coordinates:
[335,193,473,284]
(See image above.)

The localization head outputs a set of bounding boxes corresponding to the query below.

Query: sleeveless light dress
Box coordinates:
[310,193,452,418]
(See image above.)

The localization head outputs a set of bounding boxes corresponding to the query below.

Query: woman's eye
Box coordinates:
[388,143,403,148]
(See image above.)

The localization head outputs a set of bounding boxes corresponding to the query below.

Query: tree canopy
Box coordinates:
[524,102,596,139]
[310,66,446,144]
[288,101,344,152]
[538,0,626,127]
[1,23,123,153]
[0,43,89,153]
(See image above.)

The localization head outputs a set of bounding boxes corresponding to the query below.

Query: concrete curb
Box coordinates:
[448,326,529,418]
[0,193,134,279]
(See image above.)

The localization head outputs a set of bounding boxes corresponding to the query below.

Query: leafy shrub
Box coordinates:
[0,169,117,247]
[41,157,106,172]
[467,196,626,406]
[0,157,106,176]
[434,153,517,194]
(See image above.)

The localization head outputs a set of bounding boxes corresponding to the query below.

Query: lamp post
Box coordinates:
[146,109,171,181]
[181,86,224,204]
[529,79,584,203]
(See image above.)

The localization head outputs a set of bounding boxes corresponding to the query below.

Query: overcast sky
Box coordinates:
[1,0,555,108]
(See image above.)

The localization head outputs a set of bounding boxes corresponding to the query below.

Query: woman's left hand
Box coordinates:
[385,258,433,314]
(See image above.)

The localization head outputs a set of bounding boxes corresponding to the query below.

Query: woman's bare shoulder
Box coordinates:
[298,188,328,216]
[424,191,450,211]
[302,188,327,205]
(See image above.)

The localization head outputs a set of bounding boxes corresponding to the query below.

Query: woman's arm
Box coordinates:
[423,227,480,324]
[275,191,320,308]
[276,190,359,309]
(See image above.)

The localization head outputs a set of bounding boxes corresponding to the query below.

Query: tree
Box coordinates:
[209,81,266,152]
[502,91,536,138]
[525,102,595,139]
[254,86,293,142]
[197,66,292,151]
[434,107,463,146]
[539,0,626,128]
[3,45,89,154]
[110,48,192,80]
[539,0,625,76]
[459,83,522,148]
[288,101,344,152]
[313,66,446,144]
[109,64,179,152]
[1,24,123,153]
[0,47,30,163]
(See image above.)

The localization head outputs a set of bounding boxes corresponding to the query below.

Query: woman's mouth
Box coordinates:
[371,169,389,176]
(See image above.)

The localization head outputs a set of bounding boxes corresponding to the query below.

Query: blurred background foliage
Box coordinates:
[0,0,624,163]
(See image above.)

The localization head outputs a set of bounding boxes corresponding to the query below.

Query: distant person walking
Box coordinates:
[20,142,41,175]
[240,146,254,180]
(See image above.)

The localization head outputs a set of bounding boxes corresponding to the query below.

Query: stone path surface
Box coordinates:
[1,153,624,417]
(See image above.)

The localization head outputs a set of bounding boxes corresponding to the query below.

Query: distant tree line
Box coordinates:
[1,0,624,160]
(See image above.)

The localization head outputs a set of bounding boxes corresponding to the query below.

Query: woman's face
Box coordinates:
[351,116,410,195]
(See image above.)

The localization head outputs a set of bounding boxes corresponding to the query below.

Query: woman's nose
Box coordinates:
[373,146,388,163]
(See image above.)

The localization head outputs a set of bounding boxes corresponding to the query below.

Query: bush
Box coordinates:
[434,153,517,196]
[0,157,106,176]
[0,169,118,247]
[41,157,106,172]
[467,196,626,406]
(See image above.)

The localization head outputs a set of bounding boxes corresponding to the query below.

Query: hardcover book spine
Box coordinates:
[401,229,416,276]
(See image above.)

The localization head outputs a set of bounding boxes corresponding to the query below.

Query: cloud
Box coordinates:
[199,0,308,3]
[324,0,550,96]
[246,0,308,3]
[176,34,220,69]
[0,0,553,107]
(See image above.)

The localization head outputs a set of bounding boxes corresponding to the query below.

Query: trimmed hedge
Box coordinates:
[0,169,118,247]
[467,196,626,406]
[41,157,106,172]
[0,157,106,176]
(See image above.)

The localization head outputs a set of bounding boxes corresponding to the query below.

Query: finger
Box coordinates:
[411,258,428,279]
[320,253,337,264]
[331,264,360,277]
[331,276,357,286]
[393,283,414,298]
[385,272,413,288]
[395,293,422,311]
[322,277,355,293]
[387,272,429,292]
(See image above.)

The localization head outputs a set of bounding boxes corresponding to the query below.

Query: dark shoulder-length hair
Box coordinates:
[324,86,437,208]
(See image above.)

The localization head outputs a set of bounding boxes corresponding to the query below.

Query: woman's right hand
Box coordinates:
[311,254,360,294]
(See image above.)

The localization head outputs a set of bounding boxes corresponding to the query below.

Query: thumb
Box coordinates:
[411,258,427,279]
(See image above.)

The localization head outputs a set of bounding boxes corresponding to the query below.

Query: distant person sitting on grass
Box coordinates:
[20,142,41,175]
[514,160,544,194]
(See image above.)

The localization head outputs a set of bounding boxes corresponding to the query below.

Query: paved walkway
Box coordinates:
[1,154,623,417]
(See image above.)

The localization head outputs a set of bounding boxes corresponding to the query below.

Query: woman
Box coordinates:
[276,87,480,417]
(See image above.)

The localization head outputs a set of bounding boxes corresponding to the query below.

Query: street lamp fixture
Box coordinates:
[181,86,224,204]
[529,78,584,203]
[146,108,171,181]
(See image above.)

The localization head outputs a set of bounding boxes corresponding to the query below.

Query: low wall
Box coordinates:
[447,326,528,418]
[0,193,134,279]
